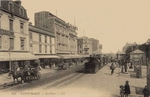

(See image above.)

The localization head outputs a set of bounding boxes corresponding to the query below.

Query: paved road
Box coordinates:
[0,64,85,92]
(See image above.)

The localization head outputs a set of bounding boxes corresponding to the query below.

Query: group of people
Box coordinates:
[120,81,131,97]
[120,83,149,97]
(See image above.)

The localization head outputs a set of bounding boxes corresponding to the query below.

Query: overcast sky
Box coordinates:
[21,0,150,53]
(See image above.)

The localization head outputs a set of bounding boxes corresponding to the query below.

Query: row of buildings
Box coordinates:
[0,0,102,70]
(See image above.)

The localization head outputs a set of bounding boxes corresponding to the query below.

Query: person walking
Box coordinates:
[110,63,115,75]
[143,85,149,97]
[124,81,131,97]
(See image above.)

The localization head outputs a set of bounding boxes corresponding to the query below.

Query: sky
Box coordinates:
[21,0,150,53]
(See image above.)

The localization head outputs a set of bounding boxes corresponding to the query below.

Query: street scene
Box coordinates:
[0,0,150,97]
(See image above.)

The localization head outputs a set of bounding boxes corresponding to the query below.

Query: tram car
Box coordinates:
[84,56,101,74]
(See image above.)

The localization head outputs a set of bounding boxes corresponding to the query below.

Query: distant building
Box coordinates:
[34,11,78,56]
[117,50,126,60]
[122,42,137,53]
[77,36,92,56]
[0,0,37,70]
[88,38,102,54]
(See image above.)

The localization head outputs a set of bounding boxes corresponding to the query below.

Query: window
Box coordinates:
[20,8,24,16]
[10,38,14,50]
[9,19,13,31]
[45,45,47,53]
[0,36,2,49]
[20,38,25,50]
[8,3,14,12]
[29,32,32,40]
[39,45,42,53]
[20,23,24,33]
[50,46,52,53]
[50,37,51,44]
[39,34,41,42]
[45,36,47,43]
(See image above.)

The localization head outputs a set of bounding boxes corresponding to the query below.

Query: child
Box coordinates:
[120,85,125,97]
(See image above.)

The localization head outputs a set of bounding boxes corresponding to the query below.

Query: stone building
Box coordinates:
[29,23,60,67]
[77,36,92,56]
[0,0,37,70]
[89,38,100,54]
[34,11,78,58]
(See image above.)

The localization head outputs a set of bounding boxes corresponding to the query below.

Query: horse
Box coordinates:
[9,67,25,85]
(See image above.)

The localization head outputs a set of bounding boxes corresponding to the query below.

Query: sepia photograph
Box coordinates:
[0,0,150,97]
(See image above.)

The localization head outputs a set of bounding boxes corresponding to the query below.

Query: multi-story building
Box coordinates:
[0,0,37,70]
[29,23,59,67]
[77,36,92,56]
[89,38,99,54]
[34,11,78,58]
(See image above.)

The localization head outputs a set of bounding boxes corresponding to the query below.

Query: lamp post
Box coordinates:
[146,41,150,95]
[8,47,11,70]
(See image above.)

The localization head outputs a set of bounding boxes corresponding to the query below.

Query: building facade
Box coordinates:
[0,0,37,70]
[34,11,78,56]
[89,38,99,54]
[29,23,59,67]
[77,36,92,56]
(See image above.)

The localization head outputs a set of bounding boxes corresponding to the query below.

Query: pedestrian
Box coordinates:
[110,63,115,75]
[120,85,125,97]
[143,85,149,97]
[124,81,131,97]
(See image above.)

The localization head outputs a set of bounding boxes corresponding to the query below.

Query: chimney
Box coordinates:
[14,0,21,6]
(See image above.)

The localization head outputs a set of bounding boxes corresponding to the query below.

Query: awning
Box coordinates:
[35,55,61,59]
[0,52,38,61]
[82,55,90,57]
[58,54,84,59]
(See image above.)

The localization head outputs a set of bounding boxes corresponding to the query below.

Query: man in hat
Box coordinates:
[124,81,131,97]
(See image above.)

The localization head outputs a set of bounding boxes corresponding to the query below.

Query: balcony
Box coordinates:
[0,28,14,36]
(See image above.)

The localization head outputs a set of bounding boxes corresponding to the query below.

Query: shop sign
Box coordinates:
[0,29,14,36]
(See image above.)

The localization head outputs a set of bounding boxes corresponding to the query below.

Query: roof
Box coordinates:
[29,25,55,37]
[1,0,29,20]
[130,49,145,54]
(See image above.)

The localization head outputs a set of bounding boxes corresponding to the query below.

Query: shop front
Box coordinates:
[34,54,61,68]
[0,52,38,72]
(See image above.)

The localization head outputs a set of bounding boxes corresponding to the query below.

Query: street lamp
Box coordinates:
[146,40,150,95]
[8,47,11,71]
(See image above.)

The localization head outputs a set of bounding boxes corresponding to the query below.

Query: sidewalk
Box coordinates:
[107,63,146,97]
